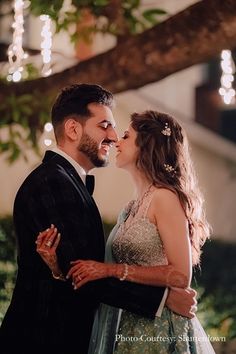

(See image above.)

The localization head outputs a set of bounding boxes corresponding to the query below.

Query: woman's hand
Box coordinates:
[67,260,115,289]
[36,225,61,275]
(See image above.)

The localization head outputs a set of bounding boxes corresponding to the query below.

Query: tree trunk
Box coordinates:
[1,0,236,98]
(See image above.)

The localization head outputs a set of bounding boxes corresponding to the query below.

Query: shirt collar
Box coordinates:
[51,147,86,184]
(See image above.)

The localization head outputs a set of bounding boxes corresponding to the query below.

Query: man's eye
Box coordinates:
[99,122,109,129]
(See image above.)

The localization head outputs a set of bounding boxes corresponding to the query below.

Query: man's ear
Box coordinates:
[64,119,82,141]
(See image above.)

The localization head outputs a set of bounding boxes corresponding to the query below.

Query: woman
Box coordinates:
[37,110,215,353]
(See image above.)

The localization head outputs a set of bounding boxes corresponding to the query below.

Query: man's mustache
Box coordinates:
[102,140,114,147]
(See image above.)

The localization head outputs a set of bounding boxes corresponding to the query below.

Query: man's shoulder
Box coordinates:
[16,154,73,196]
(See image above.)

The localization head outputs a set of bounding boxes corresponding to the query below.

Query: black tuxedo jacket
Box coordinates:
[0,151,165,354]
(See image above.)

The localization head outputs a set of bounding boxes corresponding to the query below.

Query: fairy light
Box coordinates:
[7,0,25,82]
[40,14,53,77]
[219,50,236,105]
[44,122,53,132]
[43,122,54,147]
[44,138,52,146]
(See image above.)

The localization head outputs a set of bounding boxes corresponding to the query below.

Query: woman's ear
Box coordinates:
[64,119,82,141]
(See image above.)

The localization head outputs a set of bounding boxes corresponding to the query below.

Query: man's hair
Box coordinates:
[51,83,114,141]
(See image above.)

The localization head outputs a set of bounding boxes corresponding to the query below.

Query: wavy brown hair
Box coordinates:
[131,110,211,265]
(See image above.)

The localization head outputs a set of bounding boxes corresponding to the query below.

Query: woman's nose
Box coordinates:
[115,139,121,148]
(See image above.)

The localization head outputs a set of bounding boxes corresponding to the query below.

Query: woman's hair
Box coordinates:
[131,110,211,265]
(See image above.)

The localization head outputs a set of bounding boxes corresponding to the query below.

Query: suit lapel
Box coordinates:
[42,150,100,216]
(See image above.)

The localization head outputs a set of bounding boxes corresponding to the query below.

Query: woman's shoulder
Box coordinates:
[150,187,182,213]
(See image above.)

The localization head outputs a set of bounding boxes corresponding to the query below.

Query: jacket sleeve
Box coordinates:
[27,171,165,319]
[85,278,165,319]
[27,172,86,274]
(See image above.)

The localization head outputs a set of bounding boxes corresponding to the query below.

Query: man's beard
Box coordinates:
[78,133,109,167]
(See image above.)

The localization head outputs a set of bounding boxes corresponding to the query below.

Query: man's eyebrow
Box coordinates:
[98,120,116,128]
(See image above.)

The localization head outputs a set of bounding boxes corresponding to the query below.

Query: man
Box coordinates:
[0,84,196,354]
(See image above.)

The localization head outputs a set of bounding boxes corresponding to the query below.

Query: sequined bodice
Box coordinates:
[112,192,168,266]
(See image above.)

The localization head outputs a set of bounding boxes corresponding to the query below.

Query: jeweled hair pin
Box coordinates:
[161,123,171,136]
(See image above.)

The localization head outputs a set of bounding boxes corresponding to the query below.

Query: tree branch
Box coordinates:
[0,0,236,98]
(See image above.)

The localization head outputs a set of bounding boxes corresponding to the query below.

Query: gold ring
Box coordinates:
[45,241,52,247]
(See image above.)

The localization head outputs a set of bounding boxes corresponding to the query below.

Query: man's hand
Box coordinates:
[166,287,197,318]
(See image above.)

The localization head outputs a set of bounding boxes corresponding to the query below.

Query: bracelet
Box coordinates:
[52,271,66,281]
[119,263,129,281]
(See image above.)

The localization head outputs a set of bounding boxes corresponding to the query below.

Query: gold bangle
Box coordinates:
[52,271,66,281]
[119,264,129,281]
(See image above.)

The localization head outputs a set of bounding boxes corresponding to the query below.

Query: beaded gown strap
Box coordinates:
[141,190,155,218]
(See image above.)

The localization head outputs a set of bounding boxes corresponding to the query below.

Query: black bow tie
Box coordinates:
[85,175,95,195]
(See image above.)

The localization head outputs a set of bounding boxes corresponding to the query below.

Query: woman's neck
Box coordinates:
[129,169,152,199]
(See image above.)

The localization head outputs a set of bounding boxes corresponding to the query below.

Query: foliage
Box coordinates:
[0,215,16,263]
[0,216,16,323]
[29,0,167,41]
[0,90,53,162]
[193,240,236,340]
[0,0,167,163]
[0,261,16,323]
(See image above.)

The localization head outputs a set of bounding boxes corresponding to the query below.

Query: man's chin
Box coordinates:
[94,156,109,167]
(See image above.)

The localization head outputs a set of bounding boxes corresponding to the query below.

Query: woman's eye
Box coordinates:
[122,134,128,140]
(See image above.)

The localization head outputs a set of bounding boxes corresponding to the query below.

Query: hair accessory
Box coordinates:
[120,263,129,281]
[164,163,176,174]
[161,122,171,136]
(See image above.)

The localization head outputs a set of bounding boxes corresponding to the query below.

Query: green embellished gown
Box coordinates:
[88,192,215,354]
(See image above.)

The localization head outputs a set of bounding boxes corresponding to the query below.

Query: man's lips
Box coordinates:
[101,144,110,154]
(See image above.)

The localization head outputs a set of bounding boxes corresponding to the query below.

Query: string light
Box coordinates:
[40,14,53,77]
[7,0,25,82]
[44,138,52,146]
[44,122,53,132]
[219,50,236,105]
[43,122,54,147]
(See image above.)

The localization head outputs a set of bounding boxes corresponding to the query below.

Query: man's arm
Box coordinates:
[88,278,165,319]
[31,172,165,318]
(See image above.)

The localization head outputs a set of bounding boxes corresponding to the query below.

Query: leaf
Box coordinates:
[122,0,140,10]
[93,0,109,6]
[12,109,20,123]
[20,105,33,116]
[7,143,21,163]
[142,8,167,25]
[17,94,33,104]
[0,142,10,152]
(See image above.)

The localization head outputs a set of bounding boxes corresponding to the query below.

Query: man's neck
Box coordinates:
[56,145,93,174]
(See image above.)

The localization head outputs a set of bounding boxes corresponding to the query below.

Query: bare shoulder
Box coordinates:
[152,187,180,204]
[150,187,183,214]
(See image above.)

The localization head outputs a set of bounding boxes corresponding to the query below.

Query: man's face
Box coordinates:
[78,103,118,168]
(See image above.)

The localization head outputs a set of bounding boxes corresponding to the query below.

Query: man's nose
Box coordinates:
[108,127,118,143]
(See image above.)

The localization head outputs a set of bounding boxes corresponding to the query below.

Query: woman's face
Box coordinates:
[115,124,139,170]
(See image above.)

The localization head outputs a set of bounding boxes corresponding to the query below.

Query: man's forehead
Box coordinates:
[88,103,116,126]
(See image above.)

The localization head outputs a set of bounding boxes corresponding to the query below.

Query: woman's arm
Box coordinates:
[69,188,192,289]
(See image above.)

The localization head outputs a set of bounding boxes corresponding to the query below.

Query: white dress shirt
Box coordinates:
[51,147,86,184]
